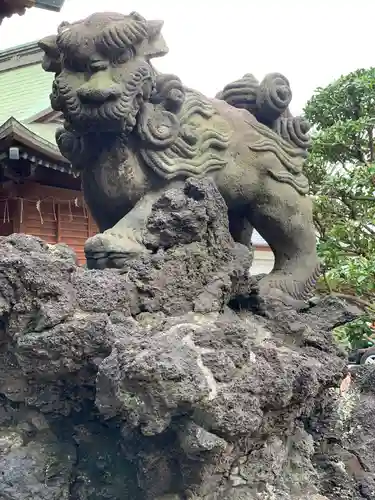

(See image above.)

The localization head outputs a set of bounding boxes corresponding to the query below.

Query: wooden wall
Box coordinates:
[1,180,274,270]
[0,198,15,236]
[0,182,98,265]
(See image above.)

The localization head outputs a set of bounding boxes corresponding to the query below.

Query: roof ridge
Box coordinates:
[0,116,70,169]
[0,40,43,72]
[0,40,40,58]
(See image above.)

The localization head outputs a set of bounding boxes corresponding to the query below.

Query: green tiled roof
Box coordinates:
[0,62,53,124]
[24,121,59,146]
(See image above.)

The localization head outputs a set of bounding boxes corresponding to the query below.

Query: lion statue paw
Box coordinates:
[85,229,150,269]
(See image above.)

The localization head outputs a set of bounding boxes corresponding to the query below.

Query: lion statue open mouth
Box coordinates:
[39,11,320,309]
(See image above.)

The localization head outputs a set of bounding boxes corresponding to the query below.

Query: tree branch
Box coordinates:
[313,216,325,238]
[323,272,333,294]
[337,194,358,219]
[331,293,375,313]
[363,225,375,236]
[348,196,375,202]
[368,126,374,163]
[340,161,351,174]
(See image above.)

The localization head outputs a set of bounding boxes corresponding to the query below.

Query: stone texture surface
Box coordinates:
[0,179,373,499]
[40,11,321,305]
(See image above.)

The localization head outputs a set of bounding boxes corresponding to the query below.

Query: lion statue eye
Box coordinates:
[63,56,86,73]
[90,60,108,72]
[112,48,134,66]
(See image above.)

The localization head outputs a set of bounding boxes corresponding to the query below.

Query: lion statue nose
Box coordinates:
[77,85,121,104]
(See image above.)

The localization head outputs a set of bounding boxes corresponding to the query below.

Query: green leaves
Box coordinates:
[304,68,375,348]
[335,316,374,350]
[306,68,375,128]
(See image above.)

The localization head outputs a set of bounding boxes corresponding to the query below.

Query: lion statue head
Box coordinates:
[39,11,168,135]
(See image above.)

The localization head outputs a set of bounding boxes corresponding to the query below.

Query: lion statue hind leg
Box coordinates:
[246,176,321,310]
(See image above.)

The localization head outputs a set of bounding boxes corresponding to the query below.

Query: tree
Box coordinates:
[304,68,375,348]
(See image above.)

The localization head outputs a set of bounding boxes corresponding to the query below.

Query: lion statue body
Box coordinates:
[39,11,320,306]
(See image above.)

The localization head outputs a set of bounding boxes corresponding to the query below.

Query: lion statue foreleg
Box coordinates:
[84,214,149,270]
[84,184,179,269]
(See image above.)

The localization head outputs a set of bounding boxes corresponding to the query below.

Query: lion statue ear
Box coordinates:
[140,20,169,59]
[38,35,61,74]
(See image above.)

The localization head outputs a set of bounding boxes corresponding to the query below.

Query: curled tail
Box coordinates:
[217,73,312,152]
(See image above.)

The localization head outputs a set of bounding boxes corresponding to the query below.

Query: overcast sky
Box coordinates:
[1,0,374,113]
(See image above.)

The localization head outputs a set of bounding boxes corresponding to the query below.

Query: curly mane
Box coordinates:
[136,74,309,194]
[137,81,232,180]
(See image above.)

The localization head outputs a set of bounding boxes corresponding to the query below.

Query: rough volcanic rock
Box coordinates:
[308,366,375,500]
[0,178,373,499]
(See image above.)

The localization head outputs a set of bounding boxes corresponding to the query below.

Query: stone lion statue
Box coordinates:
[39,11,320,307]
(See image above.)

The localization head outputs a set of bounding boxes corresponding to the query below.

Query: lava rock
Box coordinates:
[0,179,372,499]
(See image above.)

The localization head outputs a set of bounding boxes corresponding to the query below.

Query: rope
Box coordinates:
[0,195,88,225]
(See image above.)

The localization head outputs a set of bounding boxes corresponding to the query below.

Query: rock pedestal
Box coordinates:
[0,179,373,499]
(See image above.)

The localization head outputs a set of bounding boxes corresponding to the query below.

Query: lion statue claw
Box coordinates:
[39,11,321,308]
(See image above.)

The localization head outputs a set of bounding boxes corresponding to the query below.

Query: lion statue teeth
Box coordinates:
[39,11,321,309]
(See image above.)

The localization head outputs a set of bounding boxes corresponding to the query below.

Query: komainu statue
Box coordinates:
[39,11,320,307]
